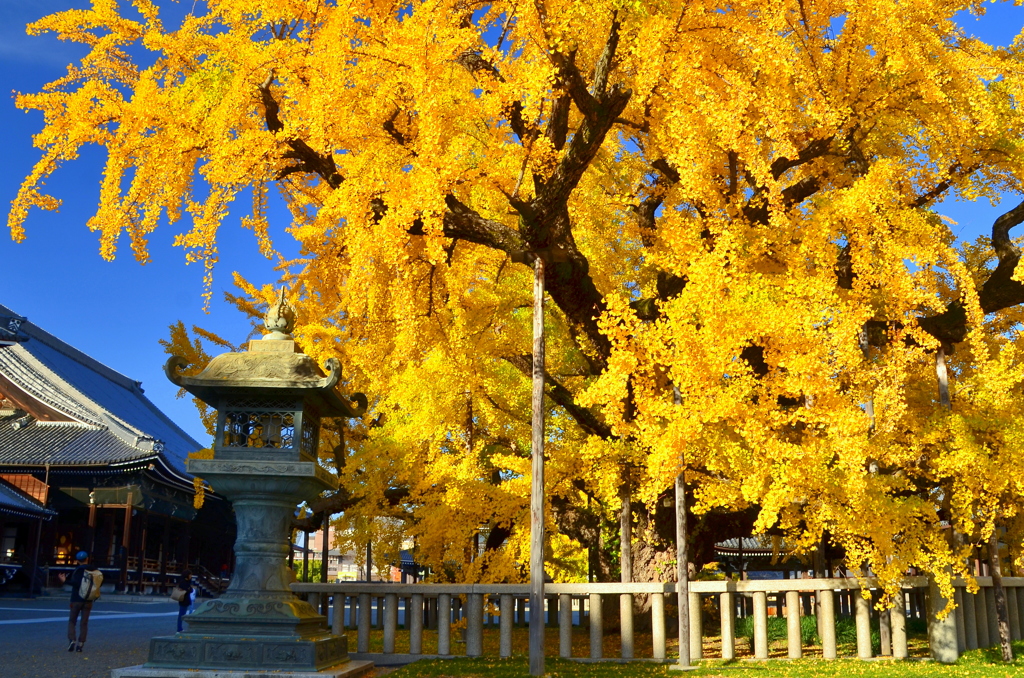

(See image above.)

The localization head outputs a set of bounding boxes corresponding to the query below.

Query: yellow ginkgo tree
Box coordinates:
[12,0,1024,596]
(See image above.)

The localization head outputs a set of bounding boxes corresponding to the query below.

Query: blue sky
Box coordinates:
[2,1,1024,443]
[0,0,293,442]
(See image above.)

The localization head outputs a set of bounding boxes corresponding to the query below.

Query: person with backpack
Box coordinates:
[66,550,102,652]
[173,569,195,632]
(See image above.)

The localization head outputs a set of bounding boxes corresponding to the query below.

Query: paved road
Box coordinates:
[0,596,180,678]
[0,597,395,678]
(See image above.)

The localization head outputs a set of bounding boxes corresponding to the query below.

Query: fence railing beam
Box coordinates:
[437,592,451,656]
[785,590,801,659]
[559,593,572,658]
[410,593,424,655]
[651,592,666,661]
[589,592,602,659]
[892,591,908,659]
[288,576,1023,665]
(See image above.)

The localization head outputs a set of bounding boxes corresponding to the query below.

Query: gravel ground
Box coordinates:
[0,597,395,678]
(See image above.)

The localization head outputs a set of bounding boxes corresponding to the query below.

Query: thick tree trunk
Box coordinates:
[989,531,1014,662]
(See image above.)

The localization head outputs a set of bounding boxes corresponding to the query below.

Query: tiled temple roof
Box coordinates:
[0,415,150,467]
[0,476,55,519]
[0,303,201,479]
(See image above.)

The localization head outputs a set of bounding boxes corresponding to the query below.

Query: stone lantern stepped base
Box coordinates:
[110,659,374,678]
[142,632,349,673]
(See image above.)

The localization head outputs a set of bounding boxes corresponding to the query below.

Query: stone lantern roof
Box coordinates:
[163,288,366,419]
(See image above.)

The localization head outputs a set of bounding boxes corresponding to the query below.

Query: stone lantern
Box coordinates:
[116,289,371,678]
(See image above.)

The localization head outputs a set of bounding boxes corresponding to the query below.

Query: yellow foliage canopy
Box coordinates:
[13,0,1024,595]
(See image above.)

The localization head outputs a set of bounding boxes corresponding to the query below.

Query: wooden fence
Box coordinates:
[291,576,1023,665]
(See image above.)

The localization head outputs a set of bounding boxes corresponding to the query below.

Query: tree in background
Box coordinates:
[11,0,1024,609]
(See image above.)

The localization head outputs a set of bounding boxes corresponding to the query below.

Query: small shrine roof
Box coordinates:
[714,537,776,557]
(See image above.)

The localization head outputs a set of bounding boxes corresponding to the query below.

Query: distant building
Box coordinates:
[0,304,235,594]
[293,525,421,583]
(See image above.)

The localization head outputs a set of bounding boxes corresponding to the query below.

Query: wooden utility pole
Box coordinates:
[321,514,330,583]
[529,255,546,677]
[619,471,634,659]
[936,346,951,410]
[672,385,693,670]
[365,541,372,582]
[934,345,971,663]
[989,530,1014,661]
[674,472,692,668]
[302,528,310,583]
[619,473,632,575]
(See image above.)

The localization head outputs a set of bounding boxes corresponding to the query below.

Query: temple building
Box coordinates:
[0,304,234,594]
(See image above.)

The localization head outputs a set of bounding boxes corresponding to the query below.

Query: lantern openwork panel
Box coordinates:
[300,405,321,459]
[214,395,322,462]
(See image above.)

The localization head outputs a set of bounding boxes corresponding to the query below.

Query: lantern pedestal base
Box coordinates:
[112,658,374,678]
[140,631,351,673]
[179,595,330,637]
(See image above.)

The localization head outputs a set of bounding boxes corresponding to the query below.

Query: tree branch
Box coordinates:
[909,163,979,208]
[455,49,529,142]
[591,12,621,98]
[534,86,631,215]
[383,109,417,155]
[504,354,614,439]
[259,76,344,188]
[290,485,411,531]
[440,195,527,253]
[742,175,821,225]
[769,136,834,180]
[909,200,1024,344]
[545,53,576,151]
[550,50,599,121]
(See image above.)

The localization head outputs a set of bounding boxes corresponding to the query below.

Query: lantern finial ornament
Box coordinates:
[264,286,296,339]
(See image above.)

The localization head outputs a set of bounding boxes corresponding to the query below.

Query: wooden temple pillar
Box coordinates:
[26,517,41,596]
[87,501,97,557]
[134,510,148,593]
[103,510,116,567]
[159,515,170,594]
[176,517,189,573]
[119,505,132,592]
[40,515,58,582]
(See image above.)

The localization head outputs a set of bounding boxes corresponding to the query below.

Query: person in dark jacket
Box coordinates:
[66,551,100,652]
[176,569,196,632]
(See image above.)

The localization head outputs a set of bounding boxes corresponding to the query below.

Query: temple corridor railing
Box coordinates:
[291,576,1024,665]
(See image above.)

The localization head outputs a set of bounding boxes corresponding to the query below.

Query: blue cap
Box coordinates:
[76,551,88,561]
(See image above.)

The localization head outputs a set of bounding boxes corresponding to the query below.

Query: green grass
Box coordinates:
[386,640,1024,677]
